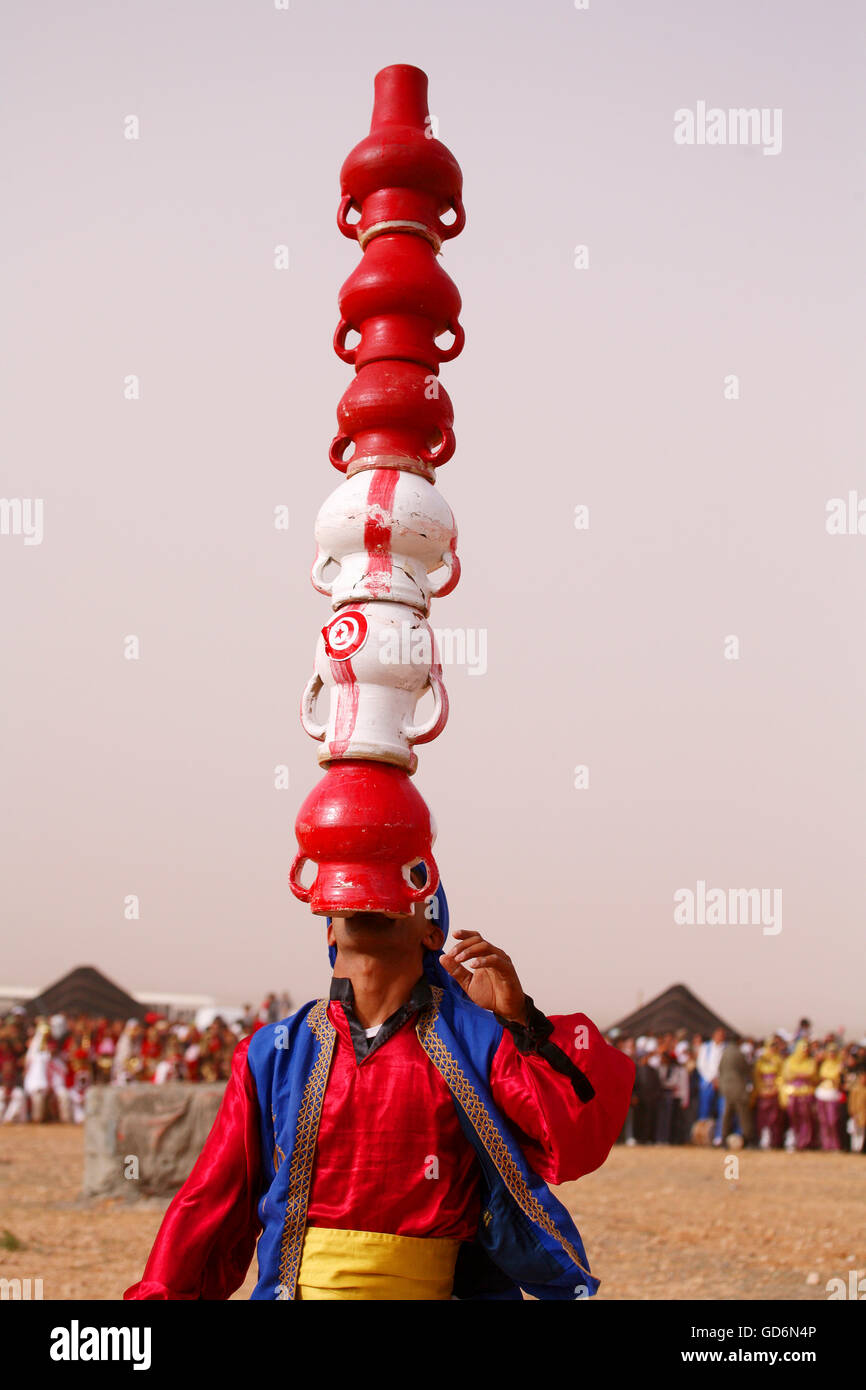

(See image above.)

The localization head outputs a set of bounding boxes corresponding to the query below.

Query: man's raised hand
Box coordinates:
[439,930,527,1024]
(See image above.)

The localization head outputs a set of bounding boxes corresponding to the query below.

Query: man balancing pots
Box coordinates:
[126,65,633,1302]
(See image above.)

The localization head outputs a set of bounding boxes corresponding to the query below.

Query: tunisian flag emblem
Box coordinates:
[322,609,368,661]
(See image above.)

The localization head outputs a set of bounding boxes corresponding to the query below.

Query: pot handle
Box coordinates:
[289,853,314,903]
[428,546,461,598]
[404,857,440,901]
[437,196,466,241]
[435,319,465,364]
[329,435,353,472]
[406,670,449,744]
[420,426,455,466]
[311,550,336,597]
[300,674,326,741]
[337,194,360,240]
[333,318,357,365]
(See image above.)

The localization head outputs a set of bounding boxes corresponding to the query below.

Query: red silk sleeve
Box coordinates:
[124,1035,262,1300]
[489,1012,635,1185]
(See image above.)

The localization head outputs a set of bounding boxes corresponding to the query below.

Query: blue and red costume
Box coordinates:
[126,887,633,1300]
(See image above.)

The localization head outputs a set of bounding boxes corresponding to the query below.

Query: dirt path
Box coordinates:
[1,1129,862,1300]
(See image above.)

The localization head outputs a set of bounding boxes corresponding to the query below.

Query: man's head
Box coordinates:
[327,866,445,972]
[712,1027,726,1045]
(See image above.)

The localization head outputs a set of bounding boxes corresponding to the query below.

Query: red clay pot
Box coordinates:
[289,760,439,917]
[338,65,465,252]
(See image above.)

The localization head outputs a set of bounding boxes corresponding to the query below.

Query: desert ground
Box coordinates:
[1,1127,863,1300]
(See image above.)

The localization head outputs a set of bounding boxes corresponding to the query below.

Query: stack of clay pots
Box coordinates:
[290,65,465,917]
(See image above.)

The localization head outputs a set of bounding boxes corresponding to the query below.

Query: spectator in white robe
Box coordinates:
[23,1020,52,1122]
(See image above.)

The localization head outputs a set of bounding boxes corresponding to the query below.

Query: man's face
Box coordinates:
[327,892,445,963]
[713,1028,726,1044]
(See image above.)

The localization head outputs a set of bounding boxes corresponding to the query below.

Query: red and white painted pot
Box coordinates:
[291,65,464,918]
[290,759,439,917]
[300,602,448,770]
[312,468,460,612]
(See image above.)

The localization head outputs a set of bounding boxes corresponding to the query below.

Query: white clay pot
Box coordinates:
[300,602,448,771]
[311,469,460,613]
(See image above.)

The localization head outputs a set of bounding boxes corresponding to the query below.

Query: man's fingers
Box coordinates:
[453,943,510,967]
[454,951,503,969]
[457,949,510,972]
[452,931,512,962]
[452,938,490,958]
[439,954,474,990]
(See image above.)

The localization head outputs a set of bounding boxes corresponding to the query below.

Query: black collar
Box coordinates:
[329,975,432,1064]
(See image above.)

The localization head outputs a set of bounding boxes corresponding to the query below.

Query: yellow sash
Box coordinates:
[296,1227,460,1301]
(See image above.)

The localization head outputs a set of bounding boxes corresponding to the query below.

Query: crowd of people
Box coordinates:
[3,1000,864,1154]
[0,994,290,1124]
[611,1019,866,1153]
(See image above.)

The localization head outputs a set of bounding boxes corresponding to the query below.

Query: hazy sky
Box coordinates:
[2,0,864,1034]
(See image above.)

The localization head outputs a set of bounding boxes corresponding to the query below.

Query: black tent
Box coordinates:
[25,965,141,1021]
[611,982,739,1040]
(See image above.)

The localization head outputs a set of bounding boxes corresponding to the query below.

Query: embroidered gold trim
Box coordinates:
[416,987,592,1279]
[272,1108,285,1174]
[275,1001,336,1299]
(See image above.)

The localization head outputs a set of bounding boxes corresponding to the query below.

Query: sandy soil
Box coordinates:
[1,1127,863,1300]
